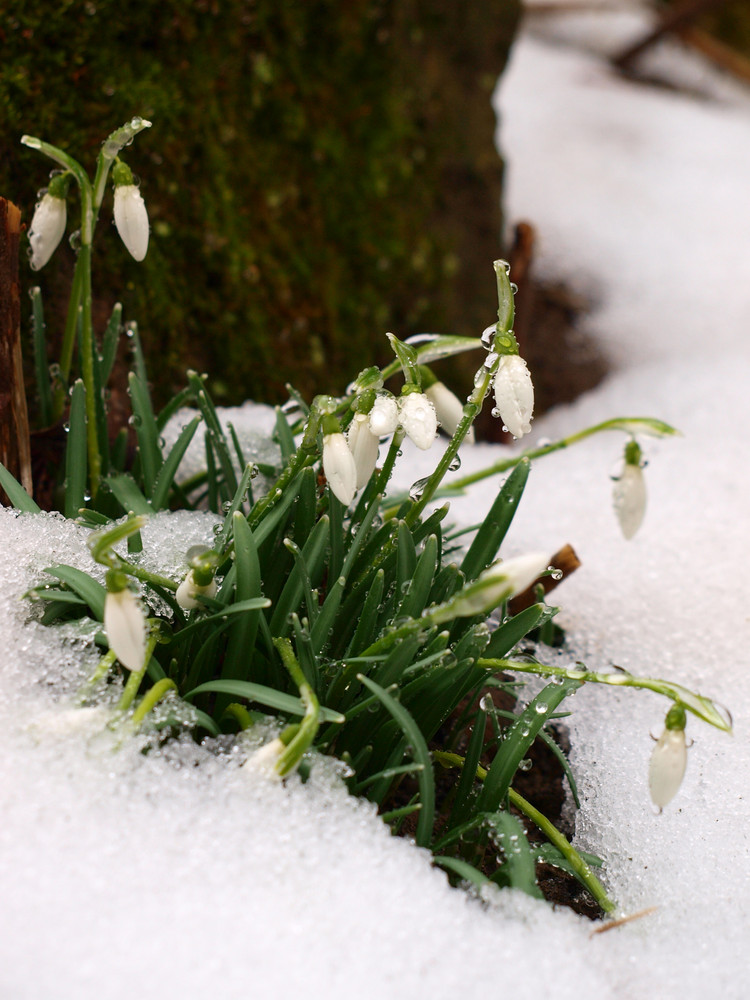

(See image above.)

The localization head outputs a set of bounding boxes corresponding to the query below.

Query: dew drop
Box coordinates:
[479,694,493,712]
[534,702,548,715]
[448,455,461,472]
[517,758,532,772]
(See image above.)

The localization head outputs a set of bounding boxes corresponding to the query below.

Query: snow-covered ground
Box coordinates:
[3,6,750,998]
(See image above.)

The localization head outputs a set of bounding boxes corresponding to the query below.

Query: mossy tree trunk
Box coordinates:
[1,0,521,409]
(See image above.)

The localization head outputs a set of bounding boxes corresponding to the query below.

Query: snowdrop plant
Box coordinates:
[20,118,152,496]
[5,122,732,916]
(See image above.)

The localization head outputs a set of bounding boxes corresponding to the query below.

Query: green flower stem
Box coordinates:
[404,363,496,528]
[78,648,118,702]
[272,637,321,777]
[112,559,179,591]
[373,428,404,497]
[478,658,732,733]
[78,244,101,495]
[131,678,177,727]
[247,405,322,530]
[509,787,616,914]
[449,417,680,492]
[117,631,160,713]
[433,750,616,914]
[223,702,255,731]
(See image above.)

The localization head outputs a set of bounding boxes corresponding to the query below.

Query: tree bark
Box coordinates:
[0,198,33,502]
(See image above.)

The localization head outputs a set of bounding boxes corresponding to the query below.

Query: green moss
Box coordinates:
[1,0,520,406]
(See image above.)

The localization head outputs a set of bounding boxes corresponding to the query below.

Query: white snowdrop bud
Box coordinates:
[612,441,647,540]
[113,185,149,261]
[322,432,358,506]
[175,570,219,611]
[28,192,67,270]
[398,391,437,450]
[347,412,380,489]
[242,737,285,779]
[434,552,551,622]
[649,726,688,809]
[368,394,399,437]
[104,587,146,673]
[112,161,149,261]
[493,354,534,440]
[425,381,474,443]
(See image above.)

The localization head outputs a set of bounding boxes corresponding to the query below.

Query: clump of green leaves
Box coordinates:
[4,123,731,914]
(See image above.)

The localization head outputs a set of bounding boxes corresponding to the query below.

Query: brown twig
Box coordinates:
[612,0,734,72]
[509,543,581,613]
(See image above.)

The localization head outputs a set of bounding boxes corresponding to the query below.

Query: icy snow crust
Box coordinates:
[3,11,750,999]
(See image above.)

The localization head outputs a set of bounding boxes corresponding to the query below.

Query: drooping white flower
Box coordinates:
[434,551,551,622]
[425,381,474,443]
[493,354,534,440]
[113,184,150,261]
[398,391,437,450]
[28,192,67,270]
[104,587,146,673]
[242,737,285,779]
[649,726,687,809]
[612,462,647,540]
[368,394,399,437]
[322,432,357,506]
[175,570,219,611]
[346,412,380,489]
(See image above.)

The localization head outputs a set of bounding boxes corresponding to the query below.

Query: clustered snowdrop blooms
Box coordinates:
[112,159,150,262]
[649,704,689,809]
[28,173,69,270]
[103,570,147,674]
[612,439,647,540]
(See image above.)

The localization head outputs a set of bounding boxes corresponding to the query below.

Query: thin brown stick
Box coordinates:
[0,198,33,502]
[612,0,734,71]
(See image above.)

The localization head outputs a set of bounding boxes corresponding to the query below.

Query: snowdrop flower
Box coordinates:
[104,586,146,673]
[112,161,149,261]
[649,706,688,809]
[425,380,474,443]
[347,412,380,489]
[435,551,551,622]
[242,737,285,779]
[612,441,646,540]
[28,186,67,270]
[398,391,437,450]
[493,354,534,440]
[323,431,358,506]
[176,570,218,611]
[368,394,399,437]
